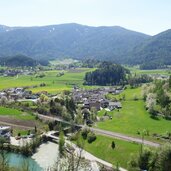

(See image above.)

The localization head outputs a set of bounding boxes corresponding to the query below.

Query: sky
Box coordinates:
[0,0,171,35]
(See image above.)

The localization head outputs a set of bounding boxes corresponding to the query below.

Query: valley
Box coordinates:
[0,59,171,170]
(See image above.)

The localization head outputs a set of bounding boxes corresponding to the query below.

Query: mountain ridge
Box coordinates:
[0,23,170,68]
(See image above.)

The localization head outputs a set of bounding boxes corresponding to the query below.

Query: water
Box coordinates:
[7,142,59,171]
[32,142,59,170]
[7,152,43,171]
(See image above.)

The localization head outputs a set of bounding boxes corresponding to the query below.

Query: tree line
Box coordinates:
[84,62,129,86]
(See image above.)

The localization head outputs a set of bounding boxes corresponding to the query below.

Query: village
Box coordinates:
[73,86,123,111]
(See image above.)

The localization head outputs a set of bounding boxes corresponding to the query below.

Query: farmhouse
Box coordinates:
[108,102,122,111]
[83,100,101,110]
[0,126,11,139]
[100,99,109,108]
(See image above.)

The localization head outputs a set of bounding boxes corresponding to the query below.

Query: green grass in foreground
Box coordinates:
[0,106,35,120]
[97,87,171,141]
[83,135,141,168]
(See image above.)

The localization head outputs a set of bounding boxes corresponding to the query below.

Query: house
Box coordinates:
[108,102,122,111]
[83,101,90,109]
[0,126,11,139]
[0,92,6,97]
[83,100,101,111]
[100,99,109,108]
[89,101,101,111]
[15,87,24,93]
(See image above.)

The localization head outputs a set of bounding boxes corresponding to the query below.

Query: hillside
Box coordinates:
[0,23,149,63]
[0,55,37,67]
[1,23,171,68]
[128,29,171,69]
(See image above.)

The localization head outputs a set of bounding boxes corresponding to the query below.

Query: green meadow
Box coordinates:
[83,134,141,168]
[97,87,171,141]
[0,106,35,120]
[127,66,171,75]
[0,68,95,93]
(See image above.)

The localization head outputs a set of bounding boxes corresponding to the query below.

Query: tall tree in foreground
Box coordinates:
[59,131,65,157]
[155,144,171,171]
[128,144,171,171]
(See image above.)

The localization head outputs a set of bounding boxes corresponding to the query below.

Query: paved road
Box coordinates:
[37,114,160,147]
[90,127,160,147]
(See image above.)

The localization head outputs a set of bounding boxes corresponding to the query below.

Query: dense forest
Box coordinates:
[127,29,171,69]
[1,24,171,69]
[0,23,149,63]
[84,62,129,86]
[0,55,49,67]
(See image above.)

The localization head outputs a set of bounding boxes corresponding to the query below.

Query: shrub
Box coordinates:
[111,141,115,149]
[81,129,90,140]
[87,132,96,143]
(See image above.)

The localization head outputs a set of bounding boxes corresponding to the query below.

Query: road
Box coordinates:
[66,140,127,171]
[37,114,160,147]
[90,127,160,147]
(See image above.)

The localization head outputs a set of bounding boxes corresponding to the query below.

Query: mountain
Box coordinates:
[127,29,171,69]
[0,23,149,63]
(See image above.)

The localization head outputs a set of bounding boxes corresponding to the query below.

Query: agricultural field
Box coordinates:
[0,106,35,120]
[83,134,142,168]
[0,106,45,135]
[97,87,171,142]
[0,68,95,94]
[127,66,171,75]
[50,58,78,65]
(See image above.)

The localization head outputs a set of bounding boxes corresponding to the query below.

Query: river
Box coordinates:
[8,141,59,171]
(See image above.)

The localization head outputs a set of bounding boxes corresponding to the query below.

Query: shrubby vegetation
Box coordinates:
[128,144,171,171]
[128,74,153,88]
[142,76,171,118]
[71,129,97,144]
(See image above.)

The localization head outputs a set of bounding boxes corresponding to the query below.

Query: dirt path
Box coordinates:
[0,116,35,129]
[0,121,34,129]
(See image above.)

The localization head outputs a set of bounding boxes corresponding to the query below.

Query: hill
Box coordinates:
[127,29,171,69]
[0,23,149,63]
[0,55,37,67]
[1,23,171,68]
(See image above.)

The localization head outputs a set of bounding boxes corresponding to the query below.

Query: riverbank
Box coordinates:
[32,141,59,170]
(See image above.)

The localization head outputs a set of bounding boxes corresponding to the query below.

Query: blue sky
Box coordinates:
[0,0,170,35]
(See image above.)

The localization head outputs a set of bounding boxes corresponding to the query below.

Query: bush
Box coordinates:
[111,141,115,149]
[70,133,79,141]
[87,132,96,143]
[81,129,90,140]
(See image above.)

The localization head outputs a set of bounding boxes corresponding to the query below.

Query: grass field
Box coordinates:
[50,58,78,65]
[0,106,35,120]
[0,68,95,93]
[97,87,171,141]
[127,66,171,76]
[83,135,141,168]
